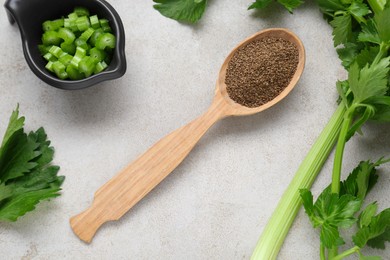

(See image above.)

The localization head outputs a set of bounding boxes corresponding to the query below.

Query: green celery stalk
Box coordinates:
[251,103,346,260]
[367,0,387,14]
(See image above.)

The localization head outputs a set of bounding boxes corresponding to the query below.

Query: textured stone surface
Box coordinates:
[0,0,389,259]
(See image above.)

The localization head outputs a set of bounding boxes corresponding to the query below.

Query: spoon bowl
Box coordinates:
[216,28,305,116]
[4,0,126,90]
[70,28,305,243]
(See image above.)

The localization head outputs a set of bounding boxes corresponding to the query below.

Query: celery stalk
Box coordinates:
[251,103,346,260]
[367,0,386,14]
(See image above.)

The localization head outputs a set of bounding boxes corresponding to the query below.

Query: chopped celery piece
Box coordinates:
[68,12,78,20]
[76,16,90,31]
[94,61,108,74]
[96,33,116,50]
[78,56,97,77]
[38,44,51,55]
[52,61,68,79]
[89,47,106,62]
[59,53,73,66]
[66,65,84,80]
[89,28,104,46]
[64,18,78,32]
[42,31,61,46]
[48,46,64,58]
[70,47,87,68]
[42,19,64,32]
[60,42,76,55]
[79,28,95,41]
[45,61,54,72]
[74,6,90,17]
[99,19,112,32]
[74,38,90,52]
[90,15,100,29]
[43,53,56,62]
[57,28,75,44]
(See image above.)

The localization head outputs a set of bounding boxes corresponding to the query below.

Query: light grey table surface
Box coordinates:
[0,1,389,259]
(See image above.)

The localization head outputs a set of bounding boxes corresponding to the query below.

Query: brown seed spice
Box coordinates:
[225,37,299,108]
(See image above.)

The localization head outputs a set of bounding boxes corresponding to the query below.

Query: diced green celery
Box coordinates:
[39,7,115,80]
[57,28,76,44]
[94,61,108,74]
[52,61,68,79]
[74,38,90,52]
[99,19,112,32]
[60,42,76,55]
[95,33,116,50]
[74,6,90,17]
[78,56,97,77]
[89,47,106,62]
[70,47,87,68]
[42,19,64,32]
[89,28,104,46]
[90,15,100,29]
[59,53,73,66]
[48,46,64,58]
[79,28,95,41]
[68,12,78,20]
[43,53,56,62]
[42,31,61,46]
[66,64,84,80]
[45,61,54,72]
[76,16,91,31]
[38,44,51,55]
[64,18,78,32]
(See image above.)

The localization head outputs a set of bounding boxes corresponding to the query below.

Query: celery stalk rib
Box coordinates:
[251,103,346,260]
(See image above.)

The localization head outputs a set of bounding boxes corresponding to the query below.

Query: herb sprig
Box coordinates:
[301,159,390,259]
[153,0,208,23]
[0,106,64,222]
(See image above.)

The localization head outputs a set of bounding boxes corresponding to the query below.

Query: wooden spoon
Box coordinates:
[70,28,305,243]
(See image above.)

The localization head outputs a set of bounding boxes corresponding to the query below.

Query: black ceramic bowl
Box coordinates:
[4,0,126,90]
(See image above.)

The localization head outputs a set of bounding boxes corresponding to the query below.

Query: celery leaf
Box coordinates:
[337,42,360,69]
[340,160,379,198]
[248,0,273,10]
[153,0,207,23]
[374,7,390,42]
[330,14,352,46]
[348,58,390,103]
[358,19,381,44]
[316,0,345,16]
[0,107,64,222]
[359,202,378,228]
[301,188,361,248]
[356,46,380,67]
[367,227,390,249]
[353,208,390,248]
[248,0,303,12]
[348,1,370,23]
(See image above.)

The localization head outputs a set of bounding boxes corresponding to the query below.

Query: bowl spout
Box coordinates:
[4,0,18,24]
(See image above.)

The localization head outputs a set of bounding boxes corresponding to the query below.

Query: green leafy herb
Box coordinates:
[301,160,390,258]
[249,0,304,13]
[330,14,353,46]
[353,208,390,248]
[300,188,361,248]
[0,106,64,222]
[153,0,207,23]
[248,0,274,10]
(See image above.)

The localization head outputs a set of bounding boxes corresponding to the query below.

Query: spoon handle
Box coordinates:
[70,97,230,243]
